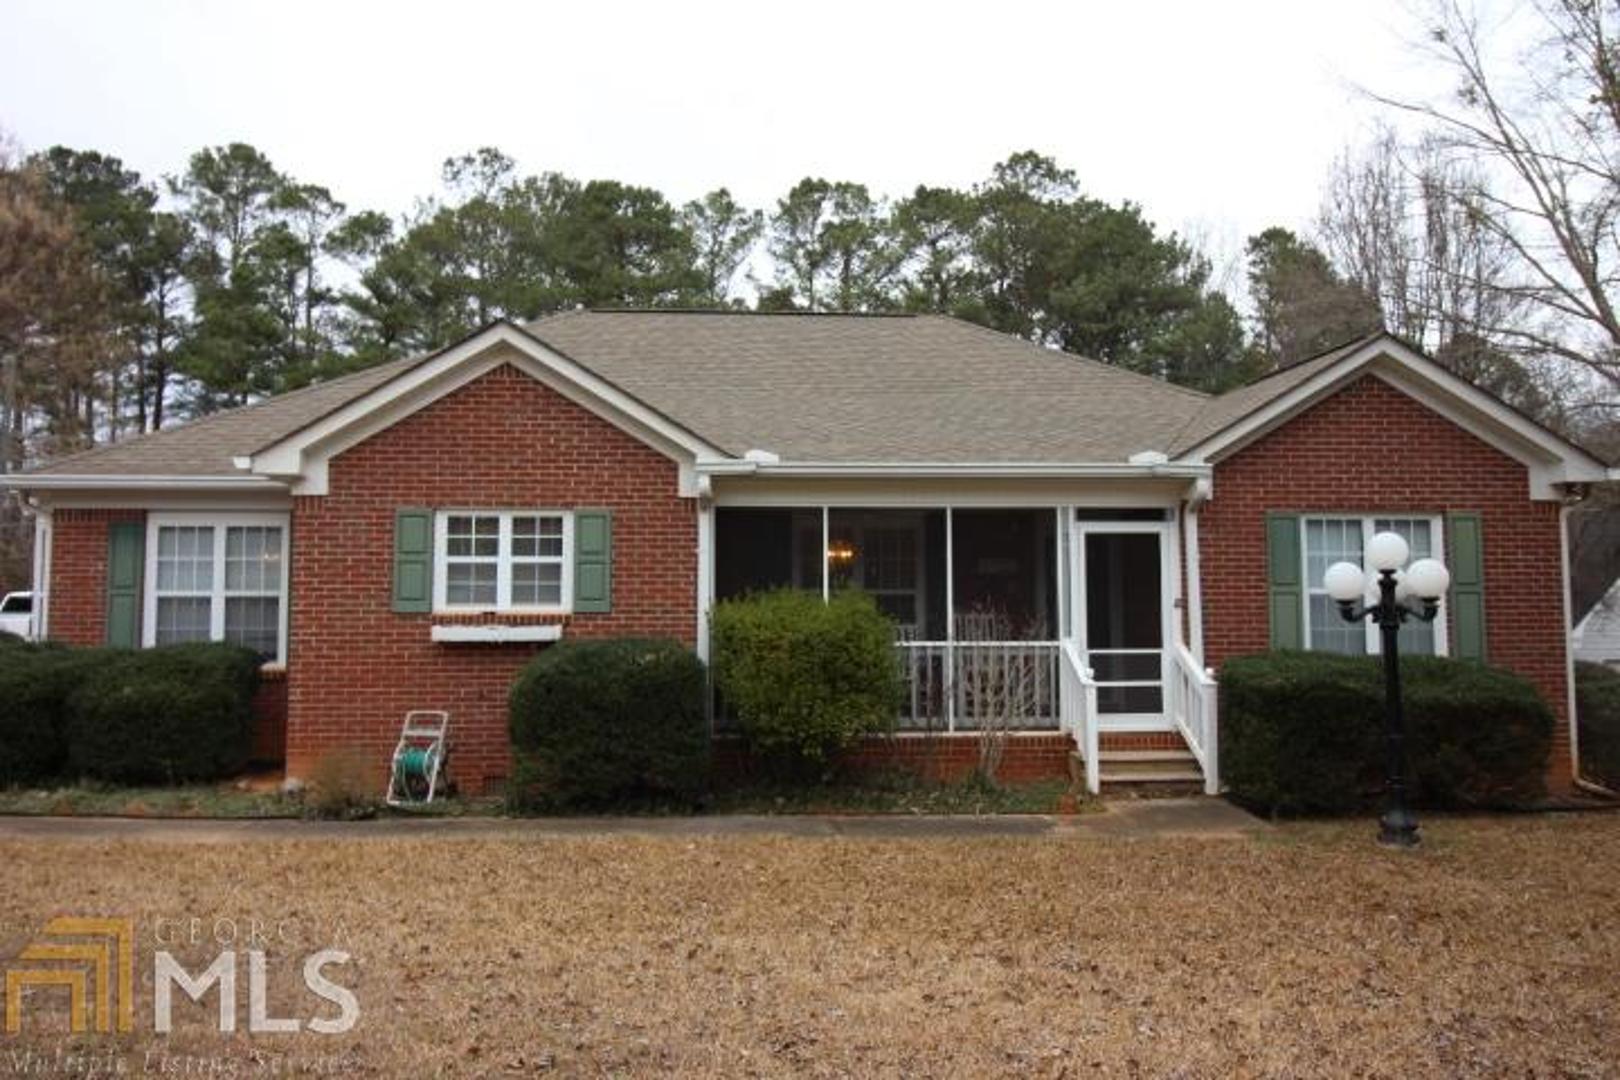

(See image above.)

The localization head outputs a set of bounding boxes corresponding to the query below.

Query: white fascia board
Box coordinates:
[11,474,288,492]
[1178,337,1611,499]
[248,323,730,496]
[696,460,1213,480]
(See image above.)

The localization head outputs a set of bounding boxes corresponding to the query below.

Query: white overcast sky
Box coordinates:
[1,0,1456,282]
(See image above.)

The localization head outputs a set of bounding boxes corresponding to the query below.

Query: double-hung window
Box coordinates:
[145,514,290,663]
[434,511,571,613]
[1302,515,1447,656]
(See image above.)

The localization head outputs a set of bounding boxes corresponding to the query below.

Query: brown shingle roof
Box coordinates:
[26,352,425,476]
[525,310,1209,461]
[21,312,1379,480]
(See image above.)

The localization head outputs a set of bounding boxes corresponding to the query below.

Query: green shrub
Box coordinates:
[1220,650,1553,816]
[64,643,261,783]
[508,638,708,810]
[710,589,903,765]
[0,644,105,784]
[1576,661,1620,789]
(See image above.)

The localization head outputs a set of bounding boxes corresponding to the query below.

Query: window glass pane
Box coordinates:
[1304,519,1366,654]
[157,526,214,592]
[445,562,497,605]
[511,562,562,606]
[224,597,280,659]
[225,526,281,592]
[446,515,499,558]
[155,596,211,645]
[1308,594,1367,654]
[510,516,562,559]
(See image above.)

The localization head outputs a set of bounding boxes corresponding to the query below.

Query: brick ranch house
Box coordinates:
[11,312,1616,794]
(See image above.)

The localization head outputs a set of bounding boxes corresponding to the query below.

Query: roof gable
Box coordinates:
[248,322,728,496]
[1174,333,1614,499]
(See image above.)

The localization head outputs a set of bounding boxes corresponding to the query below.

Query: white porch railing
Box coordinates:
[1169,641,1219,794]
[894,641,1061,731]
[1059,639,1100,795]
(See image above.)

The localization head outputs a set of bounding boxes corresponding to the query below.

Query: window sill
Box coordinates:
[429,623,564,644]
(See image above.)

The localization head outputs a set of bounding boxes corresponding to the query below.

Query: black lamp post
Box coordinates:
[1323,533,1451,848]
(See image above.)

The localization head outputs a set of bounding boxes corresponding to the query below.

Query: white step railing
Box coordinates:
[1169,641,1219,794]
[1059,639,1100,795]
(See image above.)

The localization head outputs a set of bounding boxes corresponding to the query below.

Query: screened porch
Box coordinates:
[715,506,1062,731]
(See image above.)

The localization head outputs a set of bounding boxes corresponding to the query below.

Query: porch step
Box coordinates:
[1074,748,1207,789]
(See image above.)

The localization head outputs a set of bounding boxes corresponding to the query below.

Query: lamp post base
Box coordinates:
[1378,807,1420,848]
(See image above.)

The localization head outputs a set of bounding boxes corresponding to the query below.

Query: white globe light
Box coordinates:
[1323,561,1367,603]
[1393,570,1412,601]
[1405,558,1451,600]
[1366,531,1410,572]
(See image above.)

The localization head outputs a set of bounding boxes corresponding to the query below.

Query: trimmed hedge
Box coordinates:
[508,638,709,810]
[63,643,262,783]
[710,589,903,764]
[1220,650,1553,815]
[0,641,261,785]
[0,643,105,784]
[1576,661,1620,789]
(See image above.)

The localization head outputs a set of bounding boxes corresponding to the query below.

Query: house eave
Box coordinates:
[695,460,1212,480]
[10,474,289,492]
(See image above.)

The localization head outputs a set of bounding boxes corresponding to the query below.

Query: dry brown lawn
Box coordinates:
[2,814,1618,1077]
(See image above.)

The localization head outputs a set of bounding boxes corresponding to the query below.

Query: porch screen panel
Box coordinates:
[714,508,826,600]
[949,509,1059,730]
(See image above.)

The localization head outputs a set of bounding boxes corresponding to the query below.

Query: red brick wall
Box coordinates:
[286,363,698,793]
[251,673,289,764]
[714,734,1078,784]
[47,508,144,646]
[1199,374,1573,789]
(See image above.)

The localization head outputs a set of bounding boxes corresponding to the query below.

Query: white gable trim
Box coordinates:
[247,322,730,496]
[1178,337,1617,500]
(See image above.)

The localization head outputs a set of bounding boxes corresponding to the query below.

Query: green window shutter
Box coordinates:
[393,508,434,613]
[573,509,613,614]
[106,521,144,648]
[1266,513,1304,650]
[1446,512,1486,661]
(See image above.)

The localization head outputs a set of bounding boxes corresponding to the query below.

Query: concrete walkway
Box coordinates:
[0,798,1265,843]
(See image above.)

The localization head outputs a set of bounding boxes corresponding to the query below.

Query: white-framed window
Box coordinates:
[144,513,290,664]
[433,510,572,613]
[1302,515,1447,657]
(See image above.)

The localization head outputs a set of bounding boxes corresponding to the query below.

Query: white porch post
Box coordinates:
[695,498,714,662]
[820,506,829,602]
[30,503,51,641]
[1185,489,1208,665]
[944,505,955,732]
